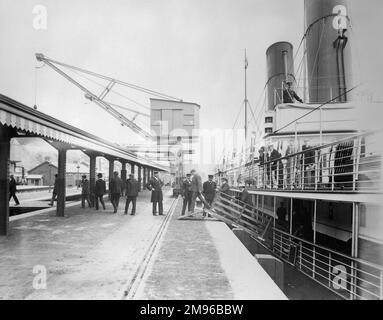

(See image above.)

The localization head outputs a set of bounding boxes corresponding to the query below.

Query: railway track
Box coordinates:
[120,195,179,300]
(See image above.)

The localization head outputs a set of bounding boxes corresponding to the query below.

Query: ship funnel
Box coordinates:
[266,42,295,110]
[304,0,353,103]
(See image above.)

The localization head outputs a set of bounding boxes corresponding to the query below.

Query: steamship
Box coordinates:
[215,0,383,300]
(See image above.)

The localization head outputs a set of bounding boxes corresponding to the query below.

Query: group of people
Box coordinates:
[79,171,141,215]
[180,170,215,217]
[250,138,316,190]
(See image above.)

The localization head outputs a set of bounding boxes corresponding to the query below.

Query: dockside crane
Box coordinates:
[35,53,182,140]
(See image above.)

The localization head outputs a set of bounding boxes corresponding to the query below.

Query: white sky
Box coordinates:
[0,0,382,148]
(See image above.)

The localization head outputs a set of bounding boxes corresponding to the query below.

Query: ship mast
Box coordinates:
[244,49,248,144]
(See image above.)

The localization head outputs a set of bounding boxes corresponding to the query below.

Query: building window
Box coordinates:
[265,116,273,123]
[265,127,273,134]
[152,110,161,121]
[184,115,194,126]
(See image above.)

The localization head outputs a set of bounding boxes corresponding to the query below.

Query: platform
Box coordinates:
[0,189,286,300]
[133,200,287,300]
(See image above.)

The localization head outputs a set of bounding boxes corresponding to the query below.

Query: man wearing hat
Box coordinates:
[9,174,20,206]
[145,171,164,216]
[109,171,123,213]
[257,147,266,188]
[125,173,140,215]
[181,173,192,216]
[190,169,211,216]
[202,175,217,216]
[80,174,91,208]
[95,173,106,210]
[49,174,59,206]
[283,81,303,104]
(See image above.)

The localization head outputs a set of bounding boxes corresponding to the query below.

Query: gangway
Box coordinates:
[207,192,273,243]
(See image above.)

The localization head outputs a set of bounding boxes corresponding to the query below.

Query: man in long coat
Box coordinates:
[145,171,164,216]
[80,174,91,208]
[190,169,211,215]
[109,171,123,213]
[202,174,217,216]
[181,173,192,216]
[9,175,20,205]
[95,173,106,210]
[125,173,140,215]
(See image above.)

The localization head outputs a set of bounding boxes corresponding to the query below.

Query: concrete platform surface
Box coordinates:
[134,201,287,300]
[0,189,175,299]
[1,189,287,300]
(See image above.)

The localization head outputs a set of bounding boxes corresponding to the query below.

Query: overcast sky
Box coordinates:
[0,0,382,147]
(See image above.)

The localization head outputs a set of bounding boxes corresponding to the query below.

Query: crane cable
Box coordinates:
[42,55,182,102]
[63,65,151,112]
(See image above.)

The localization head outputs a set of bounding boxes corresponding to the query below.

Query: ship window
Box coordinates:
[265,116,273,123]
[265,127,273,134]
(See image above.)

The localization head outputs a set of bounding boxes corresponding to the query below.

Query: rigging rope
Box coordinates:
[63,66,151,112]
[43,55,182,101]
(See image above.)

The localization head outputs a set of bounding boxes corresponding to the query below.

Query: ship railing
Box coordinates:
[272,228,383,300]
[273,85,350,105]
[211,191,274,241]
[209,191,383,300]
[226,131,382,193]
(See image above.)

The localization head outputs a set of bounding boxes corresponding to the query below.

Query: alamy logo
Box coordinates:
[332,265,347,290]
[332,5,348,30]
[32,5,47,30]
[32,265,47,289]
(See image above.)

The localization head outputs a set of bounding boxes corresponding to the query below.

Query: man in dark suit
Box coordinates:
[203,175,217,206]
[269,144,281,188]
[145,171,164,216]
[80,174,91,208]
[109,171,123,213]
[95,173,106,210]
[283,81,303,103]
[202,175,217,217]
[49,174,59,206]
[125,173,140,215]
[181,174,192,216]
[9,175,20,205]
[190,169,210,216]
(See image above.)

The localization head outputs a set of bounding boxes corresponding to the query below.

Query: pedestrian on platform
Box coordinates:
[109,171,123,213]
[145,171,164,216]
[202,174,217,217]
[49,174,59,206]
[9,175,20,206]
[181,173,192,216]
[80,174,91,208]
[125,173,140,215]
[95,173,106,210]
[189,169,211,216]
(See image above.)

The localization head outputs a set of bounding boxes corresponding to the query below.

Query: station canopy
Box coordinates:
[0,94,169,171]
